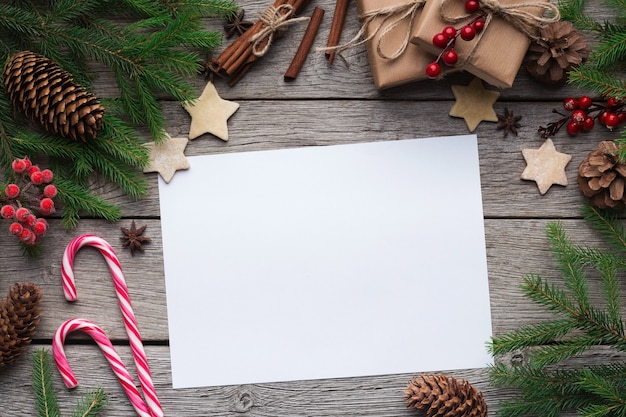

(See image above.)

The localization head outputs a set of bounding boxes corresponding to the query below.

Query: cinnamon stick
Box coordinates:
[284,7,325,81]
[325,0,350,64]
[211,0,312,85]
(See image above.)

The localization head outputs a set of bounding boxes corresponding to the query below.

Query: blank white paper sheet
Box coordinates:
[159,135,492,389]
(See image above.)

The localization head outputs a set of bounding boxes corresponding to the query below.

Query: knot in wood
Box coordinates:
[233,388,254,412]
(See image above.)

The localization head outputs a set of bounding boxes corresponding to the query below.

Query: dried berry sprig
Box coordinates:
[426,0,486,79]
[0,157,57,247]
[538,95,626,138]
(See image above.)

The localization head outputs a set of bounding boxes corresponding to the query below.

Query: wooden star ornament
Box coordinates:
[143,134,190,183]
[521,139,572,195]
[183,81,239,141]
[449,77,500,132]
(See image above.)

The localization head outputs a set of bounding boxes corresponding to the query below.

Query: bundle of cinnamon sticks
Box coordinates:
[211,0,312,86]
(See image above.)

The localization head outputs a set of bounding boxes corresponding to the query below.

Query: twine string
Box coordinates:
[439,0,560,68]
[250,4,310,57]
[322,0,425,61]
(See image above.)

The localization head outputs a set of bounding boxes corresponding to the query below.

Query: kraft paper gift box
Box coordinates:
[411,0,553,88]
[357,0,456,89]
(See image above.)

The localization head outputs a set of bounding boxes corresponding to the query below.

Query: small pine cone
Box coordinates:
[404,374,487,417]
[0,282,43,367]
[525,21,590,85]
[3,51,105,141]
[578,141,626,209]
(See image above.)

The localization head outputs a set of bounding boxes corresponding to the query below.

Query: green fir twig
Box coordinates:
[32,349,108,417]
[488,204,626,416]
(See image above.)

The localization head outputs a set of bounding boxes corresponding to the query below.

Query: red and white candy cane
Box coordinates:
[53,318,153,417]
[60,234,163,417]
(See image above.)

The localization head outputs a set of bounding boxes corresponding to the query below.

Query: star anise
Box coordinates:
[120,220,152,256]
[224,9,254,39]
[496,107,522,137]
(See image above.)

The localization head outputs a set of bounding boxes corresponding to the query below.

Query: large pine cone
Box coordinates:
[525,21,589,85]
[578,141,626,209]
[3,51,105,141]
[404,374,487,417]
[0,282,42,367]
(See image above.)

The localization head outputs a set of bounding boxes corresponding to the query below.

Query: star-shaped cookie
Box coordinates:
[449,77,500,132]
[521,139,572,195]
[183,81,239,141]
[143,134,190,183]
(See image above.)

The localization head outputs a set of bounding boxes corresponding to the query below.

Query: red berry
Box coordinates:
[41,169,53,183]
[9,222,22,236]
[22,157,32,171]
[577,95,592,110]
[432,33,448,48]
[30,170,44,185]
[582,117,595,131]
[460,25,476,41]
[599,110,610,124]
[39,198,55,215]
[442,26,457,38]
[607,97,622,107]
[43,184,58,198]
[605,113,619,130]
[425,62,441,79]
[571,109,587,125]
[465,0,480,12]
[28,165,40,176]
[32,218,48,236]
[19,228,36,245]
[15,207,31,222]
[472,19,485,32]
[562,97,578,111]
[11,159,27,173]
[566,120,580,136]
[0,205,15,219]
[617,112,626,124]
[5,183,19,199]
[443,50,458,65]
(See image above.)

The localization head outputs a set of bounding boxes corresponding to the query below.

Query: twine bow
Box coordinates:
[324,0,425,61]
[440,0,560,41]
[250,4,310,57]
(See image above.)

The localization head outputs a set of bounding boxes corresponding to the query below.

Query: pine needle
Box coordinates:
[32,349,61,417]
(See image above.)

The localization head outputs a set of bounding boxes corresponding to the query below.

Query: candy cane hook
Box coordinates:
[53,318,153,417]
[61,234,163,417]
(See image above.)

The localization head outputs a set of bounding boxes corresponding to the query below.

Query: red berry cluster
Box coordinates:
[0,157,58,246]
[539,96,626,138]
[426,0,486,79]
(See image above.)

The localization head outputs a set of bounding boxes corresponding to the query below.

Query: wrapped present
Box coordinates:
[350,0,455,89]
[411,0,559,88]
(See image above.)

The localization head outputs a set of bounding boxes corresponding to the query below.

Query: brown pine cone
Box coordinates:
[3,51,105,141]
[578,141,626,209]
[404,374,487,417]
[0,282,43,367]
[525,20,590,85]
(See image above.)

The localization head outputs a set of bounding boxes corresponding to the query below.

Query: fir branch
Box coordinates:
[588,30,626,71]
[32,349,61,417]
[527,337,598,367]
[70,388,108,417]
[582,203,626,253]
[54,177,121,230]
[489,319,579,355]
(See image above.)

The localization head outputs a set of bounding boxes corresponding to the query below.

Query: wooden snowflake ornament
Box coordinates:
[521,139,572,195]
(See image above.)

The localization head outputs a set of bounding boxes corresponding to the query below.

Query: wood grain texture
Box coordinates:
[0,0,620,415]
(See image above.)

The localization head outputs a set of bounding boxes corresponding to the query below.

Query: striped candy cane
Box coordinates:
[53,318,153,417]
[60,234,163,417]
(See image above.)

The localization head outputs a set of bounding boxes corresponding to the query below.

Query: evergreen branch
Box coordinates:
[489,319,578,355]
[70,388,108,417]
[32,349,61,417]
[557,0,604,32]
[166,0,238,18]
[568,65,626,100]
[87,150,148,200]
[578,369,626,406]
[588,31,626,71]
[582,203,626,253]
[528,337,598,367]
[54,177,121,230]
[521,274,579,316]
[546,221,591,312]
[597,257,623,331]
[96,114,151,168]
